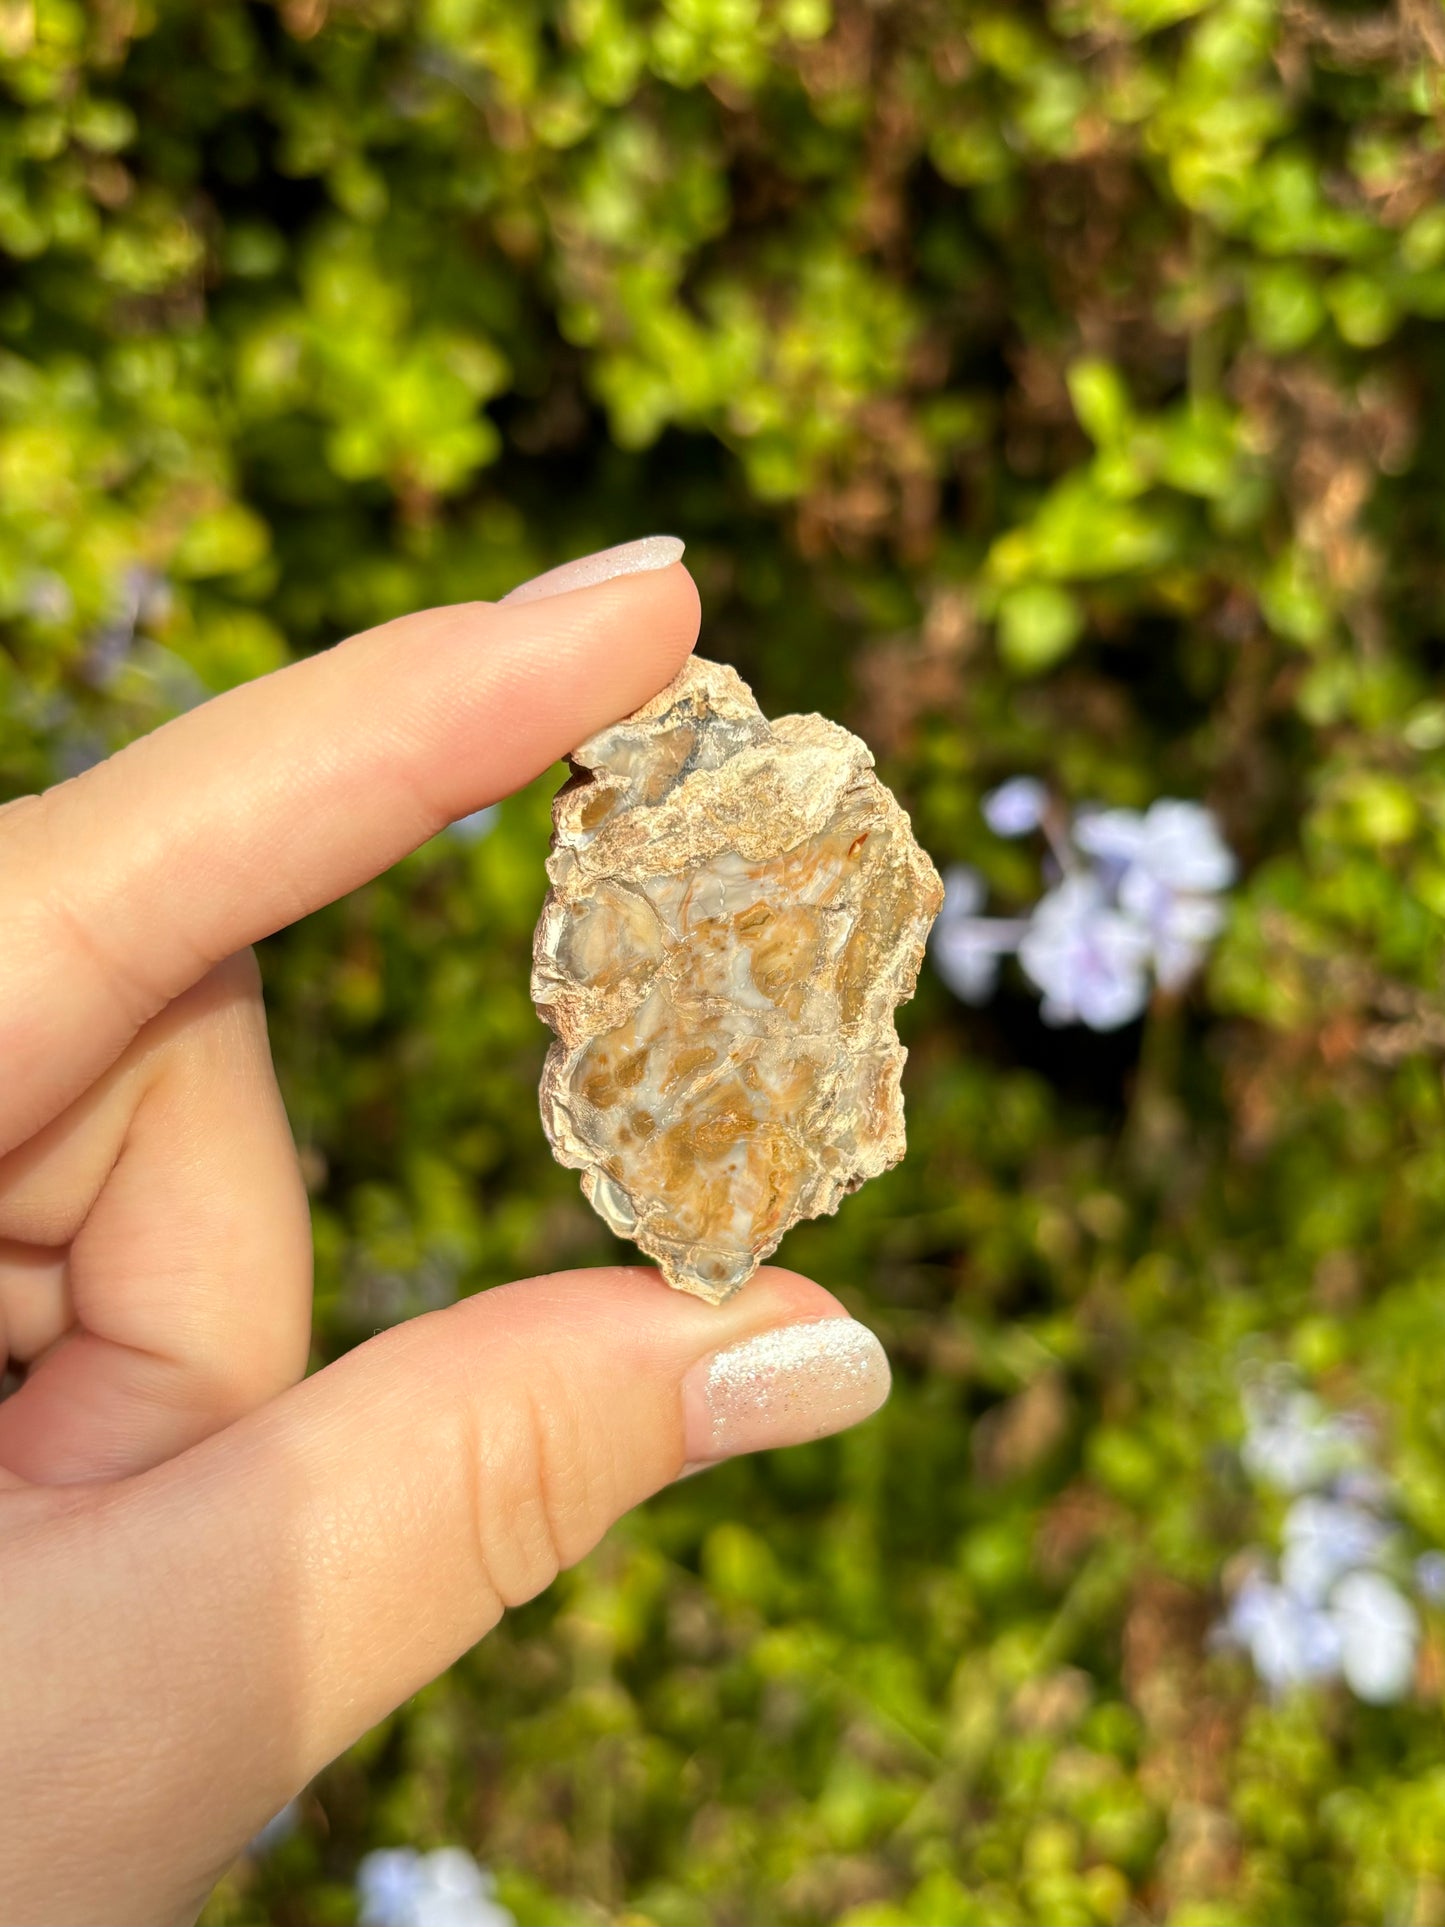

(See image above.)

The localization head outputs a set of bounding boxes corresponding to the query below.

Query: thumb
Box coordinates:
[10,1267,888,1925]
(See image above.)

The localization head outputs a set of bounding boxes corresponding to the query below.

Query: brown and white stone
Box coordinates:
[531,656,943,1303]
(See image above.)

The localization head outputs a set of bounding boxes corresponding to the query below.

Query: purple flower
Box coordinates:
[1416,1550,1445,1604]
[1282,1496,1395,1605]
[1223,1564,1420,1703]
[1240,1385,1361,1494]
[934,792,1234,1024]
[358,1850,425,1926]
[1076,800,1235,991]
[1225,1374,1426,1705]
[931,865,1025,1005]
[1074,800,1233,890]
[982,776,1048,838]
[1017,876,1152,1030]
[1069,806,1144,888]
[1224,1574,1343,1692]
[1331,1570,1419,1703]
[938,864,986,920]
[1125,879,1227,991]
[358,1847,513,1927]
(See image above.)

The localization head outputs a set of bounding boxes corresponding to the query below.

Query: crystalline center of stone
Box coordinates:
[531,656,943,1304]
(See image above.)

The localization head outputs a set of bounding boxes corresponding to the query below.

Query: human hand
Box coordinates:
[0,539,891,1926]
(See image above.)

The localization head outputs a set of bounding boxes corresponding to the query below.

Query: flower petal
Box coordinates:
[983,776,1048,837]
[1331,1570,1419,1703]
[1140,800,1236,893]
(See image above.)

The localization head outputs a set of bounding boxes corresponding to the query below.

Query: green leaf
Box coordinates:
[1248,262,1326,353]
[170,503,272,580]
[997,582,1085,673]
[1328,270,1400,347]
[1067,359,1132,446]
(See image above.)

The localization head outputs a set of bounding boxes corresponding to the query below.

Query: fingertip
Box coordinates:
[535,559,700,700]
[338,563,702,832]
[473,558,700,754]
[738,1265,860,1326]
[677,1271,892,1463]
[668,560,703,647]
[500,535,689,607]
[409,1262,890,1474]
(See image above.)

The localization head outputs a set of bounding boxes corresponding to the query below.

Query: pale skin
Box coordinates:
[0,562,864,1925]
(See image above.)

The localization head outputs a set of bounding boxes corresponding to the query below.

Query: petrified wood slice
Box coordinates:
[531,657,943,1303]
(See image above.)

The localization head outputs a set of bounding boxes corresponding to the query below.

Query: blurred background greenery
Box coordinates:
[6,0,1445,1920]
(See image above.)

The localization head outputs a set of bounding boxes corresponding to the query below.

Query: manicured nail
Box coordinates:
[501,535,686,607]
[681,1318,891,1465]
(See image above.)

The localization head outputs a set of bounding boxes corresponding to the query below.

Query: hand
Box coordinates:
[0,540,891,1927]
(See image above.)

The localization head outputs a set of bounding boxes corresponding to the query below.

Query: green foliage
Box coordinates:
[6,0,1445,1921]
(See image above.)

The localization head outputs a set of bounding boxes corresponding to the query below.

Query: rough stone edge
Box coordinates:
[531,656,943,1304]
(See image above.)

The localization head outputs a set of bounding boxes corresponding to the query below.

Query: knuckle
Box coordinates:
[460,1361,602,1613]
[3,787,174,1031]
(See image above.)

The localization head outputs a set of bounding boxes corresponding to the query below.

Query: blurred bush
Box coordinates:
[6,1,1445,1921]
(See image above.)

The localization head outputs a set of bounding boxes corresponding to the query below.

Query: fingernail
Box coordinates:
[681,1318,891,1465]
[501,535,686,607]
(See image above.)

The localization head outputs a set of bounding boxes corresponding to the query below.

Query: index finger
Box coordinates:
[0,554,700,1154]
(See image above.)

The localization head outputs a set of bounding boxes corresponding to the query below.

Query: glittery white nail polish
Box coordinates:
[500,535,685,606]
[680,1319,891,1463]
